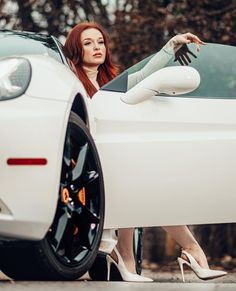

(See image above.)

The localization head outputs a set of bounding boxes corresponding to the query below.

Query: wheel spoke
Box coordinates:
[64,127,72,168]
[71,143,88,181]
[82,205,100,224]
[73,206,100,250]
[63,219,77,260]
[61,128,73,184]
[84,170,99,185]
[53,206,71,251]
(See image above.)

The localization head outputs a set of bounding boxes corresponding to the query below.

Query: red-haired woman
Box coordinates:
[64,22,226,282]
[64,22,118,97]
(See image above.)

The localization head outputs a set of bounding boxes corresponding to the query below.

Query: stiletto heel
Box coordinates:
[106,247,153,282]
[106,255,112,281]
[177,250,227,282]
[177,257,185,282]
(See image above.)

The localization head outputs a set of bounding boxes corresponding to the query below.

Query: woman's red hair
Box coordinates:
[64,22,118,97]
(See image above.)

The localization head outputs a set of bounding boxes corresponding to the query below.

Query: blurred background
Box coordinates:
[1,0,236,271]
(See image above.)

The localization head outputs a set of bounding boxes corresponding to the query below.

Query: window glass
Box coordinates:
[167,43,236,99]
[102,42,236,99]
[126,54,154,75]
[0,31,62,63]
[102,54,156,93]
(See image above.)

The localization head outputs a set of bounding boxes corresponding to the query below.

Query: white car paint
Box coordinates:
[90,89,236,229]
[1,52,236,243]
[121,66,200,104]
[0,55,88,239]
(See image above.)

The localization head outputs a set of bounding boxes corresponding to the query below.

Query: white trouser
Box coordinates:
[99,229,117,253]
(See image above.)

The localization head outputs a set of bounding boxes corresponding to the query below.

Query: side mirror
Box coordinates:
[121,66,200,105]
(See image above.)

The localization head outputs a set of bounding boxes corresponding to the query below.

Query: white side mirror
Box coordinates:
[121,66,200,105]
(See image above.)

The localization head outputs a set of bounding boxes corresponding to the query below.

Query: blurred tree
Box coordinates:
[111,0,236,69]
[0,0,112,36]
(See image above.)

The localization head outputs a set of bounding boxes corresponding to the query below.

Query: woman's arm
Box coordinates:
[127,33,205,90]
[127,45,174,90]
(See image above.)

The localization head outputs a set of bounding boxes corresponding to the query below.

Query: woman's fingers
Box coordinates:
[183,32,206,51]
[185,32,206,45]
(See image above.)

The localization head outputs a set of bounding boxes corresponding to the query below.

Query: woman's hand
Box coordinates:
[167,32,206,66]
[164,32,206,54]
[173,32,206,52]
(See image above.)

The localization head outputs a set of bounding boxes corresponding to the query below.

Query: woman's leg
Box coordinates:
[108,228,153,282]
[111,228,136,273]
[162,225,209,268]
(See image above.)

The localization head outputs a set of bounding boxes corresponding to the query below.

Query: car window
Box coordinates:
[126,54,154,75]
[102,54,156,93]
[0,31,63,63]
[102,43,236,99]
[166,43,236,99]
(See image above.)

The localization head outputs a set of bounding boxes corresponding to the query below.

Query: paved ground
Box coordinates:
[0,276,236,291]
[1,281,236,291]
[142,269,236,283]
[0,269,235,283]
[0,270,236,291]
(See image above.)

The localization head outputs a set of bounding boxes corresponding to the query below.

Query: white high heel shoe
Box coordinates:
[177,250,227,282]
[106,247,153,282]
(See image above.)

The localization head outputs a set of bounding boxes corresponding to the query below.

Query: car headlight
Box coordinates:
[0,57,31,101]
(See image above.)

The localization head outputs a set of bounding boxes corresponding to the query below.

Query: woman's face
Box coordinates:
[81,28,106,67]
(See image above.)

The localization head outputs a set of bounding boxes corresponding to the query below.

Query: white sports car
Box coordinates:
[0,30,235,280]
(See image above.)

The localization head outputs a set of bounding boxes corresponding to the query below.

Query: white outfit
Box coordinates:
[128,35,182,89]
[83,66,99,90]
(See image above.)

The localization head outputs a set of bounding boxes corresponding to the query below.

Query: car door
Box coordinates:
[89,43,236,229]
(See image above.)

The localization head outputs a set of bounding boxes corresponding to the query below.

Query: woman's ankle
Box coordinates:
[113,246,137,273]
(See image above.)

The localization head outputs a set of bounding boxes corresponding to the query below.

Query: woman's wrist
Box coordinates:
[163,35,183,53]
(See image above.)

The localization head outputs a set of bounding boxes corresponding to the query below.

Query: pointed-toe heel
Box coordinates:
[106,247,153,282]
[177,250,227,282]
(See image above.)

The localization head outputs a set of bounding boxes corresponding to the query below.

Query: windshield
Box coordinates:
[0,30,62,63]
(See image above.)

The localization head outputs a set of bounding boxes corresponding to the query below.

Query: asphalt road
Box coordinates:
[0,270,236,291]
[0,281,236,291]
[142,269,236,283]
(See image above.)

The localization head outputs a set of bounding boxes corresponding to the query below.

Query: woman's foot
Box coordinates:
[182,246,209,269]
[110,247,136,273]
[178,250,227,282]
[108,247,153,282]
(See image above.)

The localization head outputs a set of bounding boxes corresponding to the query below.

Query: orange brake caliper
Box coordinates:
[78,187,86,206]
[61,187,70,204]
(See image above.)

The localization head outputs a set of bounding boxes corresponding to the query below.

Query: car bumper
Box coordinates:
[0,94,69,240]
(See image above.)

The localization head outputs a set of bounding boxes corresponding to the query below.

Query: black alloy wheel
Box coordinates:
[0,112,105,280]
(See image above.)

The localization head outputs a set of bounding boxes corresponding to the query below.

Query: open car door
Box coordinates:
[89,43,236,229]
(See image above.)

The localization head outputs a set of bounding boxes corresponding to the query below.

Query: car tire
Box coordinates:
[0,112,105,280]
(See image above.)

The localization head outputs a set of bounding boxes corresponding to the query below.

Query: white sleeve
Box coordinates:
[127,36,181,90]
